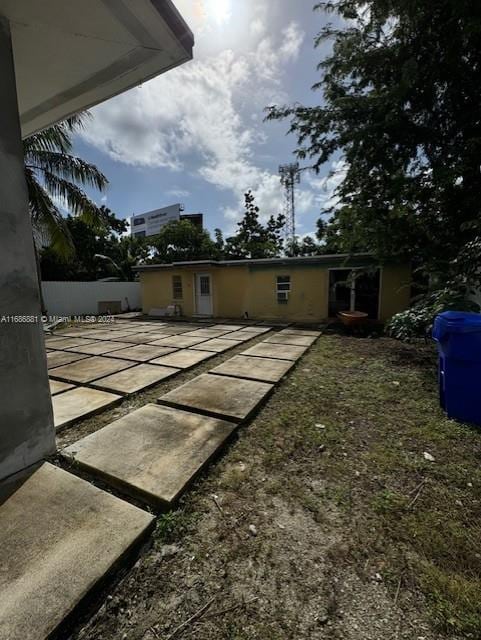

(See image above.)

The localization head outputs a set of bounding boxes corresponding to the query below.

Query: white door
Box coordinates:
[195,273,213,315]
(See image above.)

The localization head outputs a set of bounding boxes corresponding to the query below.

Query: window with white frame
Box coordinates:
[172,275,183,300]
[276,275,291,303]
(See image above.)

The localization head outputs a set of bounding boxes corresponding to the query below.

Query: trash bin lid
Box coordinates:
[433,311,481,341]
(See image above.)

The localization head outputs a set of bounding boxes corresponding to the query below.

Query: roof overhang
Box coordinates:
[133,254,379,272]
[0,0,194,137]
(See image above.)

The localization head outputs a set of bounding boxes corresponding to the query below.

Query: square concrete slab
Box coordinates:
[153,325,196,334]
[211,324,245,330]
[194,338,243,353]
[47,351,90,370]
[263,334,317,346]
[52,387,122,430]
[49,356,135,383]
[279,328,321,337]
[182,328,232,339]
[159,373,273,422]
[110,332,161,344]
[62,404,237,508]
[92,364,180,395]
[43,337,96,349]
[151,349,215,369]
[90,330,139,340]
[221,332,256,342]
[65,340,136,355]
[209,355,295,383]
[0,463,153,640]
[49,379,75,395]
[142,331,179,341]
[148,335,208,348]
[109,344,178,362]
[241,342,308,361]
[236,326,272,334]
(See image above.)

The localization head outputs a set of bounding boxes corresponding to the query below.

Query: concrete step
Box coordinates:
[0,463,154,640]
[62,404,236,508]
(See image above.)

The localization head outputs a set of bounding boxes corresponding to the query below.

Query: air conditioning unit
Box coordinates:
[277,291,289,302]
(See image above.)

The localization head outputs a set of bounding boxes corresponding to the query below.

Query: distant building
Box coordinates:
[130,204,203,238]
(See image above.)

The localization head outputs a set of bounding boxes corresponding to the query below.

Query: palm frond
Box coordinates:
[41,172,109,231]
[25,151,108,191]
[25,168,74,258]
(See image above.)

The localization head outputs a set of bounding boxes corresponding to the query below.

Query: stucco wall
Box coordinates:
[140,262,411,321]
[43,281,141,316]
[378,265,412,321]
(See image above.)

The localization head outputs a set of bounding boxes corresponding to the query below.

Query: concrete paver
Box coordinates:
[150,349,215,369]
[211,324,245,330]
[49,356,135,383]
[62,404,236,507]
[182,328,233,339]
[0,463,153,640]
[65,340,136,355]
[43,337,96,349]
[49,379,75,395]
[221,332,256,342]
[94,330,145,340]
[263,334,317,346]
[241,342,307,361]
[194,338,243,353]
[158,373,273,422]
[109,332,162,344]
[47,351,90,370]
[154,325,198,334]
[91,364,180,394]
[109,344,178,362]
[209,355,294,383]
[52,387,122,430]
[148,335,208,348]
[279,328,321,337]
[236,326,271,334]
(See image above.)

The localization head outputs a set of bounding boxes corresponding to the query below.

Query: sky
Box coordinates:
[73,0,343,238]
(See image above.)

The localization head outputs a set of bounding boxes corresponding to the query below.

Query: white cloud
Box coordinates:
[79,18,312,229]
[167,188,191,198]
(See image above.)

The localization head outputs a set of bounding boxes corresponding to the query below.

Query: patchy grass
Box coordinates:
[75,334,481,640]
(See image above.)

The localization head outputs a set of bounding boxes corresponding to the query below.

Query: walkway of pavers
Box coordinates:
[47,320,270,429]
[0,320,320,640]
[61,326,321,508]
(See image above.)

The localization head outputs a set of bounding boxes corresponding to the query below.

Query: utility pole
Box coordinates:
[278,162,300,243]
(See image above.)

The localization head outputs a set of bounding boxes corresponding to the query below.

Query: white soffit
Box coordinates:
[0,0,194,137]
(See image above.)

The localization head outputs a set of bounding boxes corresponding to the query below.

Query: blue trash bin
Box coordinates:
[432,311,481,425]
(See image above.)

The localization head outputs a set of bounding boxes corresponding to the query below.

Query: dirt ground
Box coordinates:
[65,333,481,640]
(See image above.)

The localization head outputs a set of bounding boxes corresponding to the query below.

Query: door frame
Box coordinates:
[327,267,382,320]
[193,272,213,316]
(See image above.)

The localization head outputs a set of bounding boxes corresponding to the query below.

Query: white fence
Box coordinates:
[42,281,141,316]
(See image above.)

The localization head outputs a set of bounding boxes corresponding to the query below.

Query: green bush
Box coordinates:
[386,288,480,341]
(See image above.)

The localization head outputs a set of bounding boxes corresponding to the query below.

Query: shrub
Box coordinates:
[386,288,480,341]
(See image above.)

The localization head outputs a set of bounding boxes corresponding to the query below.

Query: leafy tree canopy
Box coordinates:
[222,191,285,259]
[266,0,481,300]
[148,220,222,264]
[40,207,149,281]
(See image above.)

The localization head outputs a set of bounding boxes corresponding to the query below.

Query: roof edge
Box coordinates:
[133,253,378,271]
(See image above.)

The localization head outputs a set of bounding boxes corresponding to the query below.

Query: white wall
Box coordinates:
[42,281,141,316]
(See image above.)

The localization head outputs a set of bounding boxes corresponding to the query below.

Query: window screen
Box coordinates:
[172,275,183,300]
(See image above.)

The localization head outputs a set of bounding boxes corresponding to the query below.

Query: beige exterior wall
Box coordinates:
[378,264,412,321]
[139,262,411,322]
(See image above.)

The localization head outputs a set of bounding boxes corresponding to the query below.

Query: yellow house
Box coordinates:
[135,254,411,323]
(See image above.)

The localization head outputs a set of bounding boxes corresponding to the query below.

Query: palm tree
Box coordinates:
[23,113,109,312]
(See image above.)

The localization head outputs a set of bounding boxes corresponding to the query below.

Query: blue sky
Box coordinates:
[74,0,343,238]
